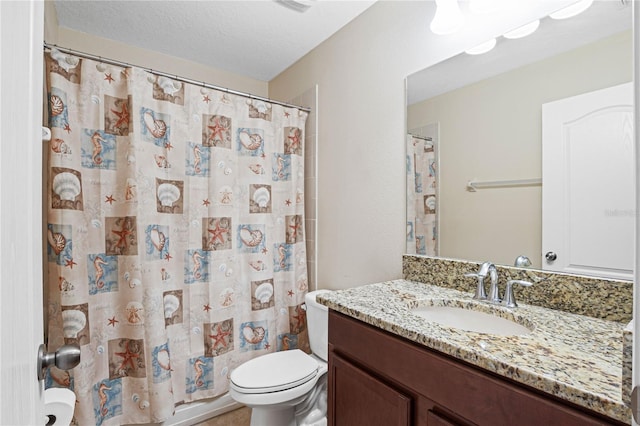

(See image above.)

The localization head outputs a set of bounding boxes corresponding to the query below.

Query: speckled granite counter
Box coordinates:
[403,255,633,323]
[317,279,631,424]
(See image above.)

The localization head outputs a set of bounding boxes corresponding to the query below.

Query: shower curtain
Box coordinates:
[44,51,309,425]
[406,134,437,256]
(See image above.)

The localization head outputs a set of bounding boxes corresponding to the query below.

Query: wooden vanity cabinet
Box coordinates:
[328,311,626,426]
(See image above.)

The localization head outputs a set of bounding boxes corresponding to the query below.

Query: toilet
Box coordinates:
[229,290,331,426]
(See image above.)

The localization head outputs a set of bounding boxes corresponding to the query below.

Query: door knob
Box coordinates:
[37,343,81,381]
[545,251,557,262]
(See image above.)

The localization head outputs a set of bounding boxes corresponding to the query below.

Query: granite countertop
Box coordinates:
[317,279,630,424]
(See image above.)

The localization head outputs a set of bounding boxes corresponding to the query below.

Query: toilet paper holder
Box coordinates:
[37,344,81,381]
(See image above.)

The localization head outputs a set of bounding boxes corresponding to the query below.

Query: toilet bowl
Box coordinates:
[229,289,331,426]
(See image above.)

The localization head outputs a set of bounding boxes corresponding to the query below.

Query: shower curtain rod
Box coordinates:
[44,42,312,112]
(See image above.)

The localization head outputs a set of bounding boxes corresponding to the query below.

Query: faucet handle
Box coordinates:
[503,280,532,308]
[464,273,487,300]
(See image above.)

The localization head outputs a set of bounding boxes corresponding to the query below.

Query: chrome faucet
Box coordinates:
[465,262,533,308]
[514,255,532,268]
[464,262,502,304]
[480,262,501,304]
[465,261,499,302]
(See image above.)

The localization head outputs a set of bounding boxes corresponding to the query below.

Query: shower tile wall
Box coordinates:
[289,86,318,291]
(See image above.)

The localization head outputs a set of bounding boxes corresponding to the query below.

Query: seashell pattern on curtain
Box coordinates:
[44,51,310,425]
[406,134,438,256]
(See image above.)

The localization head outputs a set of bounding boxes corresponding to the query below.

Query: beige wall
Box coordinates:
[44,0,58,43]
[52,28,268,97]
[407,31,631,268]
[46,1,577,290]
[268,1,568,289]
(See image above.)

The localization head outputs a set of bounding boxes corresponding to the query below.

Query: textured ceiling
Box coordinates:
[53,0,377,81]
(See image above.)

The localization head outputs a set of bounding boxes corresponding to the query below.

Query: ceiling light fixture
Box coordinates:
[549,0,594,20]
[503,20,540,39]
[465,38,497,55]
[430,0,464,35]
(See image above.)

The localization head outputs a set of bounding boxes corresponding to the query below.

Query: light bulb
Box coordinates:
[549,0,593,20]
[465,38,497,55]
[503,20,540,39]
[430,0,464,35]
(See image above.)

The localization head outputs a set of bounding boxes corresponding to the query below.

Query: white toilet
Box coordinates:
[229,290,331,426]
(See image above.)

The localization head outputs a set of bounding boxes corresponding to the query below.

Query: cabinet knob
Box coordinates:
[545,252,557,262]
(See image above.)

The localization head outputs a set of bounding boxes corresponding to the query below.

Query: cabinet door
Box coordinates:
[329,352,411,426]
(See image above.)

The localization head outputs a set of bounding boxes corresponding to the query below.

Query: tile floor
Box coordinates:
[195,406,251,426]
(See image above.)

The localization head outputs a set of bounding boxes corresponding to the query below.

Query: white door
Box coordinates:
[542,82,634,280]
[0,1,46,424]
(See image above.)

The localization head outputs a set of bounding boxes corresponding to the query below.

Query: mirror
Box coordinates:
[406,1,632,272]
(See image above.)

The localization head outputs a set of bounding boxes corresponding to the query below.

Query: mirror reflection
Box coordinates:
[406,1,632,277]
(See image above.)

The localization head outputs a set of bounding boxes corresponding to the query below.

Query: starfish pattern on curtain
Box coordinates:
[44,51,310,425]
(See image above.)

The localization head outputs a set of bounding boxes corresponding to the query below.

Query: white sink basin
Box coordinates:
[410,306,532,336]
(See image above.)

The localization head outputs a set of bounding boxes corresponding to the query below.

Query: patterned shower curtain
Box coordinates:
[44,50,309,425]
[406,134,437,256]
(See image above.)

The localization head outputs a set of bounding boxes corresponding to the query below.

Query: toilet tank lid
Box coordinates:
[230,349,318,392]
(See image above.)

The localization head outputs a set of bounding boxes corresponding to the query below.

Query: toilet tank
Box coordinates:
[304,290,332,362]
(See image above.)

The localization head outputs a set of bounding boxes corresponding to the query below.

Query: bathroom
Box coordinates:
[1,0,639,425]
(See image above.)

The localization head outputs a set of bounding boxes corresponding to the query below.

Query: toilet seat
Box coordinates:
[230,349,319,394]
